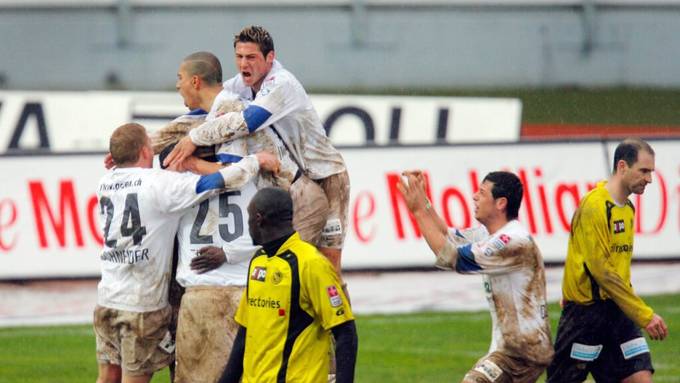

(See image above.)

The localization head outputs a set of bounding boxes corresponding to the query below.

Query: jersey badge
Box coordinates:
[327,285,343,307]
[250,266,267,282]
[498,234,511,244]
[271,270,283,285]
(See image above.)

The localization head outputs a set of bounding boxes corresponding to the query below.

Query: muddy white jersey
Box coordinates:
[190,60,345,180]
[208,90,300,189]
[175,179,259,288]
[174,95,281,288]
[96,158,259,312]
[447,220,554,366]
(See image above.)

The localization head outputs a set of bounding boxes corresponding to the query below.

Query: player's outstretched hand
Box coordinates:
[397,170,429,213]
[644,314,668,340]
[163,136,196,168]
[104,153,115,169]
[256,151,280,174]
[191,246,227,274]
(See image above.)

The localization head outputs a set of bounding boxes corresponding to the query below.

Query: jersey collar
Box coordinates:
[275,231,302,257]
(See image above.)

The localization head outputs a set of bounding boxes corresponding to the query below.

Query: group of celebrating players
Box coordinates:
[94,25,668,383]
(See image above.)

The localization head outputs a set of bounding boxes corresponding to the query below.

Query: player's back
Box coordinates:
[97,167,201,312]
[175,180,258,287]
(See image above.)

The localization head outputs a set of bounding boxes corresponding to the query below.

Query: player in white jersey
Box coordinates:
[94,122,278,383]
[398,170,554,382]
[164,26,350,282]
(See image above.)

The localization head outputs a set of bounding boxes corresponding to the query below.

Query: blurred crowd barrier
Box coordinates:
[0,91,521,151]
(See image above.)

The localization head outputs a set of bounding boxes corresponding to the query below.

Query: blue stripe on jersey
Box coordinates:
[187,108,208,116]
[243,105,272,133]
[455,244,482,273]
[196,173,225,193]
[216,153,243,164]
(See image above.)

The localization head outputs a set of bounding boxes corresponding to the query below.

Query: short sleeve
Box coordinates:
[301,255,354,330]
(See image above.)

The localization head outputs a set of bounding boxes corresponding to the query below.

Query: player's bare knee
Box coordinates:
[621,370,653,383]
[97,364,122,383]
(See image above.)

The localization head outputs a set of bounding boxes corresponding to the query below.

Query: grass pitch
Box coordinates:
[1,293,678,382]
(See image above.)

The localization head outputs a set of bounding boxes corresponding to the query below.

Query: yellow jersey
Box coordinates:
[235,232,354,383]
[562,181,653,327]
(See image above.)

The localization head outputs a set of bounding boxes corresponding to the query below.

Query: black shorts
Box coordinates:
[546,300,653,382]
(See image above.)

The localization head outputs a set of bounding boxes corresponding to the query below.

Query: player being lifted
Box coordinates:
[398,170,553,382]
[164,26,351,286]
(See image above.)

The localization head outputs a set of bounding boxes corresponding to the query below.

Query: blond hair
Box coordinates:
[110,123,148,166]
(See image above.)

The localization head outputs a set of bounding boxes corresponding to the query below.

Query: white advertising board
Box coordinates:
[0,140,678,279]
[0,91,521,152]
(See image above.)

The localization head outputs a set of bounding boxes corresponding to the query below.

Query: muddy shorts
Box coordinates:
[175,285,244,383]
[463,351,546,383]
[546,300,653,383]
[290,170,349,249]
[93,305,174,376]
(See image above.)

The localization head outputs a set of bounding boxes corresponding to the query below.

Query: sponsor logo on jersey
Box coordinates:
[498,234,511,244]
[247,296,281,309]
[614,220,625,234]
[610,243,633,253]
[99,178,142,191]
[250,266,266,282]
[327,285,343,307]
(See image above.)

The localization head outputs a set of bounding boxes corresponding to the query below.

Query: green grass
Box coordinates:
[1,293,678,382]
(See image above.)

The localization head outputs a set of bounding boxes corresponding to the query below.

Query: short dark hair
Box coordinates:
[612,138,654,173]
[183,51,222,85]
[250,187,293,225]
[233,25,275,57]
[109,123,148,166]
[483,171,523,220]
